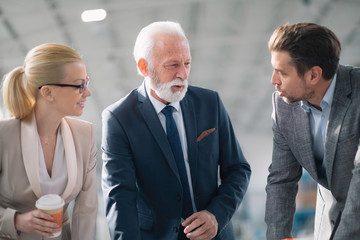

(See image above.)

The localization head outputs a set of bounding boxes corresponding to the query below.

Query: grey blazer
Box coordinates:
[265,65,360,240]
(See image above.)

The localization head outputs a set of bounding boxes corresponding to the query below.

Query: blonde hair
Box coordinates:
[2,43,82,119]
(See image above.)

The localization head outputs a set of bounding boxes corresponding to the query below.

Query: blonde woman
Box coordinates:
[0,43,97,240]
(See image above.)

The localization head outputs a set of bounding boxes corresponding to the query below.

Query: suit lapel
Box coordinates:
[21,113,78,199]
[137,83,181,181]
[293,105,318,179]
[60,118,77,200]
[21,112,42,198]
[180,95,198,190]
[325,66,351,187]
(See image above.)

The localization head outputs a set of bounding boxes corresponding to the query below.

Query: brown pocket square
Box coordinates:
[197,128,216,142]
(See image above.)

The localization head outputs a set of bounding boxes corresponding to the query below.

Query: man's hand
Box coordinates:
[182,210,218,240]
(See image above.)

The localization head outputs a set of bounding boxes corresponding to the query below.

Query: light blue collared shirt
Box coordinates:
[301,74,337,182]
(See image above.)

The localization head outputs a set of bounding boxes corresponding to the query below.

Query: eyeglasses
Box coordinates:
[38,77,90,94]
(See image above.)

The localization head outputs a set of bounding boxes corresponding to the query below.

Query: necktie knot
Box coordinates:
[161,105,174,117]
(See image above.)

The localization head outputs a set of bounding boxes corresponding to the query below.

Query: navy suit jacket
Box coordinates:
[101,82,251,240]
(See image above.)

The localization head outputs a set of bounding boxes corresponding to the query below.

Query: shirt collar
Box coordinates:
[301,73,337,112]
[301,101,311,112]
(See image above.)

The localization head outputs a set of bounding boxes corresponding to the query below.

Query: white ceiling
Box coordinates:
[1,0,360,188]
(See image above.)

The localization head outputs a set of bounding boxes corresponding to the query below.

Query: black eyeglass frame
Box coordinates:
[38,78,90,93]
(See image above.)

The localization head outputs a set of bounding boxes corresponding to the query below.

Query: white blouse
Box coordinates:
[38,128,68,196]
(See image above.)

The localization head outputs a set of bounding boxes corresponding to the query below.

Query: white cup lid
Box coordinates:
[36,194,64,210]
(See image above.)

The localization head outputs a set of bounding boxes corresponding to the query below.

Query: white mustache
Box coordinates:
[169,78,187,87]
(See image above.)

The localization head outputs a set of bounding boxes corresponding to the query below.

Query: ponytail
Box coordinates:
[2,43,83,119]
[2,66,35,119]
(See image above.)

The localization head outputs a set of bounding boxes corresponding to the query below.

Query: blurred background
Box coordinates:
[1,0,360,239]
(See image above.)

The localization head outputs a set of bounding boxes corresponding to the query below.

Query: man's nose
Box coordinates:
[271,70,280,85]
[176,64,189,80]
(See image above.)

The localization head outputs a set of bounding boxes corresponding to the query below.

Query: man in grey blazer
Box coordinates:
[265,22,360,240]
[101,21,251,240]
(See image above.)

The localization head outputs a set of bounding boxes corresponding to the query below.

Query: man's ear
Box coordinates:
[138,58,149,76]
[309,66,323,85]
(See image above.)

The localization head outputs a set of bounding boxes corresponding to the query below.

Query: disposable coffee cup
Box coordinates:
[36,194,65,238]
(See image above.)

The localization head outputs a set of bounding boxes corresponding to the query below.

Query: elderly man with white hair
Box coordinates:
[101,21,251,240]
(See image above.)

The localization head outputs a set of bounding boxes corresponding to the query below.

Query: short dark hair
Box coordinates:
[268,22,341,80]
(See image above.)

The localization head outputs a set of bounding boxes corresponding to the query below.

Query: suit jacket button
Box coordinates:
[177,194,181,201]
[173,226,179,232]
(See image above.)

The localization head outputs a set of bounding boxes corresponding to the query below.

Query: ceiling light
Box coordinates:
[81,9,107,22]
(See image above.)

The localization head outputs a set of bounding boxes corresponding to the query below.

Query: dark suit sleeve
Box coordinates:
[205,92,251,235]
[265,93,303,240]
[101,108,141,240]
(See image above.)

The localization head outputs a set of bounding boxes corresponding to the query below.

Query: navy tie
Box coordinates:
[161,106,193,219]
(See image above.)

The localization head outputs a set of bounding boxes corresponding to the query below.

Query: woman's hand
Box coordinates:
[14,209,60,237]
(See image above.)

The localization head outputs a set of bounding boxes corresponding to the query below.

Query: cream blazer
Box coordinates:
[0,112,98,240]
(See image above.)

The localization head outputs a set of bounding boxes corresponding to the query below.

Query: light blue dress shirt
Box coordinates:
[301,74,337,183]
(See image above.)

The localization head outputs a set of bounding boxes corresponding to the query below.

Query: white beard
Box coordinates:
[147,76,188,103]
